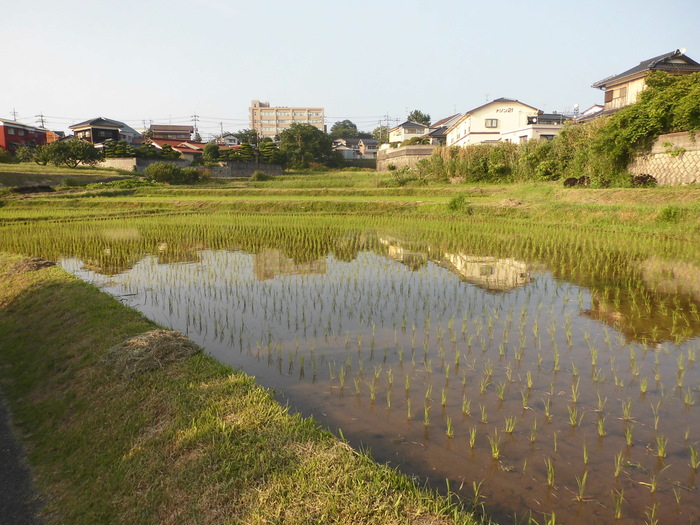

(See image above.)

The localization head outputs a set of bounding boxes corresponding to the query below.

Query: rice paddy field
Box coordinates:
[1,176,699,524]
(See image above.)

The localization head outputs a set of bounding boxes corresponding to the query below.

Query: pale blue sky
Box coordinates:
[3,0,699,138]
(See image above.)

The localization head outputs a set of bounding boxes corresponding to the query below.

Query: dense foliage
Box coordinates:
[279,123,335,168]
[418,72,700,186]
[143,162,201,184]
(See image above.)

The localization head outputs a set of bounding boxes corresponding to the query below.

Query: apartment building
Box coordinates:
[249,100,325,139]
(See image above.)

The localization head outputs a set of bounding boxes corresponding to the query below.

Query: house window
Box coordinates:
[18,129,25,136]
[485,119,498,128]
[605,90,614,103]
[7,128,15,135]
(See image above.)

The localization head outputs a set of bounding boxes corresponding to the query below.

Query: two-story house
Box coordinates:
[592,49,700,114]
[0,119,47,152]
[446,98,566,147]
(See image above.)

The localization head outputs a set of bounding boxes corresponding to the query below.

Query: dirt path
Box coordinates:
[0,393,42,525]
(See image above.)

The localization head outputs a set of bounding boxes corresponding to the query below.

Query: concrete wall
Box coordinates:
[376,145,436,171]
[629,132,700,185]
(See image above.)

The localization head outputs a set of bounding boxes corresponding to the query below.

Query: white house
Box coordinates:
[446,98,566,146]
[388,121,430,143]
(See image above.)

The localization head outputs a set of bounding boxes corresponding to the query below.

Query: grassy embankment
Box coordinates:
[0,253,479,524]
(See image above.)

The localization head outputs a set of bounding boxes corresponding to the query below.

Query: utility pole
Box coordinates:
[191,113,200,141]
[11,108,18,120]
[36,113,46,128]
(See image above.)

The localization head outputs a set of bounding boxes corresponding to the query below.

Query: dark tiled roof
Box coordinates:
[432,114,461,127]
[427,126,448,137]
[592,49,700,88]
[390,120,429,131]
[69,117,124,130]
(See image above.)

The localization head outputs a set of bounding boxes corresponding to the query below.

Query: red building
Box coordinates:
[0,119,48,153]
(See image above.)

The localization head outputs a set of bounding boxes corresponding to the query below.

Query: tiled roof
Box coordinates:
[432,114,462,127]
[592,49,700,88]
[69,117,124,130]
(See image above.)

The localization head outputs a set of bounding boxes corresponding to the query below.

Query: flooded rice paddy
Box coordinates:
[3,215,700,523]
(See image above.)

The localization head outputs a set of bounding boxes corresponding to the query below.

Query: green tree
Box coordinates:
[259,141,285,164]
[330,119,358,139]
[279,123,334,168]
[407,109,431,126]
[372,125,389,143]
[202,142,220,163]
[14,145,35,163]
[43,140,101,168]
[233,129,259,145]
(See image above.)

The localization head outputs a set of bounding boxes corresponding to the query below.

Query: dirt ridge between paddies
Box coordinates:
[0,252,486,525]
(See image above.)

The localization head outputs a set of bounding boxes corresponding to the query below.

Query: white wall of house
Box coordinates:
[389,124,428,143]
[447,100,541,146]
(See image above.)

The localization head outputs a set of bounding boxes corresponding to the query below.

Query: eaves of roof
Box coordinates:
[592,49,700,89]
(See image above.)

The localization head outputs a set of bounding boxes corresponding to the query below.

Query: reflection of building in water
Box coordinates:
[442,253,531,292]
[253,248,326,281]
[378,237,428,271]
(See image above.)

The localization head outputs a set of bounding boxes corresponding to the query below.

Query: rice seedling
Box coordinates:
[424,404,430,426]
[406,398,412,420]
[495,382,506,402]
[504,416,517,434]
[542,398,552,422]
[545,457,555,488]
[570,378,580,404]
[684,387,695,406]
[521,389,529,409]
[611,489,624,519]
[582,441,588,465]
[462,395,471,416]
[446,416,454,438]
[656,435,667,459]
[488,430,501,460]
[597,416,606,437]
[614,450,624,477]
[625,425,634,447]
[469,427,477,449]
[651,401,661,430]
[621,398,633,421]
[530,419,538,444]
[575,471,588,502]
[567,405,583,428]
[690,445,699,471]
[480,404,488,424]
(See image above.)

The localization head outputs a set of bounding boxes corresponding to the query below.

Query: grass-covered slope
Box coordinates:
[0,253,479,524]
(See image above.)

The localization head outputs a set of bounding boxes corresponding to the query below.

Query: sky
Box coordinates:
[3,0,699,139]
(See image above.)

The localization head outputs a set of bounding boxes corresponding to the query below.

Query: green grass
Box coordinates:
[0,253,480,524]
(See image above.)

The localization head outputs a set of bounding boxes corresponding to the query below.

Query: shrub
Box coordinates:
[535,160,560,180]
[250,170,272,181]
[630,174,657,187]
[658,204,683,223]
[0,148,14,163]
[447,195,473,214]
[144,162,200,184]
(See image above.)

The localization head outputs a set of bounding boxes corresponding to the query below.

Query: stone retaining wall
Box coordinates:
[629,132,699,185]
[376,145,436,171]
[99,158,282,178]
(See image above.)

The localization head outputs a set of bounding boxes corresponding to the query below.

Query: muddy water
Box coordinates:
[62,247,700,524]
